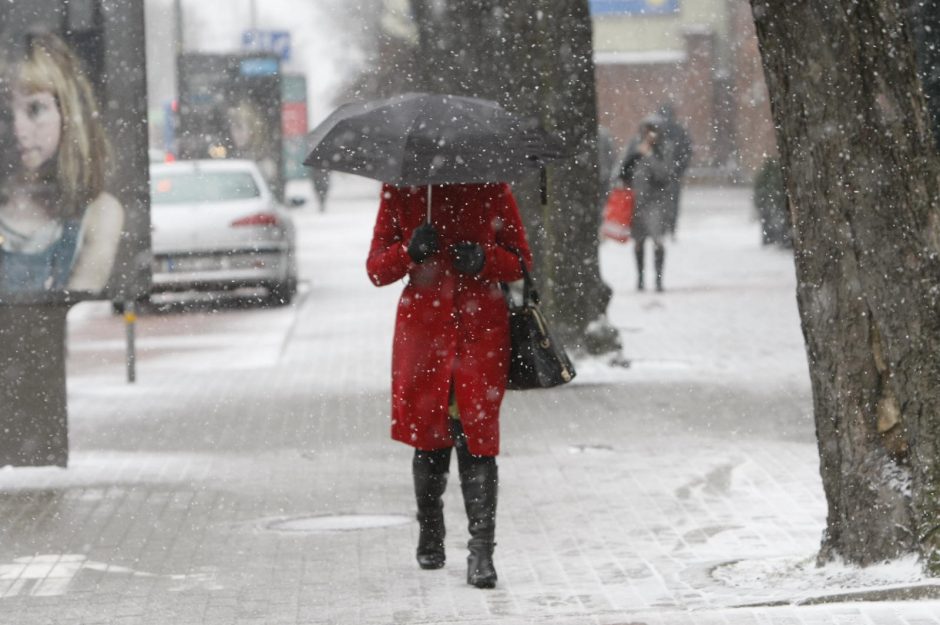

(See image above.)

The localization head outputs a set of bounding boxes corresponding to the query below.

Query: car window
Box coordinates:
[151,171,261,204]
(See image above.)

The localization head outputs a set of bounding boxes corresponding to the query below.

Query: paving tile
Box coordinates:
[0,187,935,624]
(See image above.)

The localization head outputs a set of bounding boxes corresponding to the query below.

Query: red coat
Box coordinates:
[367,183,532,456]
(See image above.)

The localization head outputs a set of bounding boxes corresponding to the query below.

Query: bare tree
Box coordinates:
[750,0,940,573]
[403,0,620,353]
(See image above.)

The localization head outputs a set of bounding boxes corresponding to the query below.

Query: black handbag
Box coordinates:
[503,253,576,390]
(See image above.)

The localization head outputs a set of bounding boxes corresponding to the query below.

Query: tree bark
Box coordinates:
[408,0,620,353]
[750,0,940,572]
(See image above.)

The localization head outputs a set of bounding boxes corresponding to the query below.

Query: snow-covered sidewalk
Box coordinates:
[1,179,937,624]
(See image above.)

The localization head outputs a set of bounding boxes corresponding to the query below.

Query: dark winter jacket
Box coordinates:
[619,138,674,240]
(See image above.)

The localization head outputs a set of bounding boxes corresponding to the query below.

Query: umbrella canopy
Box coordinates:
[303,92,566,186]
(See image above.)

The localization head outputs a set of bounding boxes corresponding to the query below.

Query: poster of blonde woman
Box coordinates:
[0,4,149,467]
[0,30,137,302]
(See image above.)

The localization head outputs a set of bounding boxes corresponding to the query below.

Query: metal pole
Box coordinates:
[249,0,257,30]
[174,0,183,55]
[124,302,137,383]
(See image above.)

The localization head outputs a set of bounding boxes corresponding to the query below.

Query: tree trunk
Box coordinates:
[750,0,940,573]
[408,0,620,353]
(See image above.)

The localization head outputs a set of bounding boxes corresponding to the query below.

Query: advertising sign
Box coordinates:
[589,0,680,15]
[0,0,150,305]
[0,0,149,467]
[177,53,284,199]
[242,29,291,62]
[281,74,308,181]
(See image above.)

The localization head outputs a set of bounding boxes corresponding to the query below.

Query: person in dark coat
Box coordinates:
[657,102,693,238]
[309,168,331,212]
[753,157,791,247]
[618,115,674,292]
[367,182,532,589]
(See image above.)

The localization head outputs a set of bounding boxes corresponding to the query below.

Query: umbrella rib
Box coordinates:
[401,94,435,186]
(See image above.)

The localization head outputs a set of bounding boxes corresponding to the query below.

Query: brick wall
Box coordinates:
[728,0,778,176]
[594,2,777,182]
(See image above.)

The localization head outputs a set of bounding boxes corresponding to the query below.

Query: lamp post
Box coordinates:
[174,0,183,55]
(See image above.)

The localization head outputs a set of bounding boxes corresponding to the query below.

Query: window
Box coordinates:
[152,171,260,204]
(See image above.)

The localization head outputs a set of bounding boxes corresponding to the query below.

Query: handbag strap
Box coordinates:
[504,246,539,306]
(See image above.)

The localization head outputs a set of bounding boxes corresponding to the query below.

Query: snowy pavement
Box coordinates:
[2,178,939,623]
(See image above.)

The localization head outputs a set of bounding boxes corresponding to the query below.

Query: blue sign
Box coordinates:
[239,57,279,77]
[589,0,679,15]
[242,29,291,62]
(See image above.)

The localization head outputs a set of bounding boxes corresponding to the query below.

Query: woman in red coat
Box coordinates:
[367,182,532,588]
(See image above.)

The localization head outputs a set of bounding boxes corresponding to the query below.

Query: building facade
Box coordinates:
[592,0,777,182]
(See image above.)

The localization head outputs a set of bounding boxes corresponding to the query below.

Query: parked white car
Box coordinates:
[147,159,298,305]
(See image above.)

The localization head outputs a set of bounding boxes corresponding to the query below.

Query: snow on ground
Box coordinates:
[714,554,930,605]
[45,177,940,622]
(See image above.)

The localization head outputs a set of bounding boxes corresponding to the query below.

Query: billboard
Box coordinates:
[0,0,148,467]
[282,74,308,181]
[177,53,284,199]
[589,0,680,15]
[0,0,150,305]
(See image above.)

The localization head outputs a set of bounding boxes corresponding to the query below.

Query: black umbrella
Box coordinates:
[303,92,566,188]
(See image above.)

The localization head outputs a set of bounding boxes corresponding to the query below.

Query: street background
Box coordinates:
[3,178,939,624]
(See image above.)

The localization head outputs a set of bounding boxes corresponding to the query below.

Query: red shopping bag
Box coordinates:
[600,187,634,243]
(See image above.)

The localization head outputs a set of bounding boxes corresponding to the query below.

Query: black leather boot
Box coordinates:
[634,244,645,291]
[451,420,498,588]
[459,460,498,588]
[413,448,451,570]
[654,246,665,292]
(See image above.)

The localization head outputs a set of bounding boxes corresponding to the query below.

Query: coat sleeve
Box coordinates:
[644,145,675,186]
[618,141,642,185]
[478,184,532,283]
[366,184,412,286]
[672,126,693,175]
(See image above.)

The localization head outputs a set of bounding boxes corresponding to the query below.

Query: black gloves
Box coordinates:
[451,242,485,275]
[407,226,485,275]
[407,223,439,263]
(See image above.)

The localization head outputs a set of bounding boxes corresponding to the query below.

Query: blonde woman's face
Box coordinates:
[12,88,61,172]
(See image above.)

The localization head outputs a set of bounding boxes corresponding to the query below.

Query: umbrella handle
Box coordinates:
[426,184,432,223]
[540,165,548,205]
